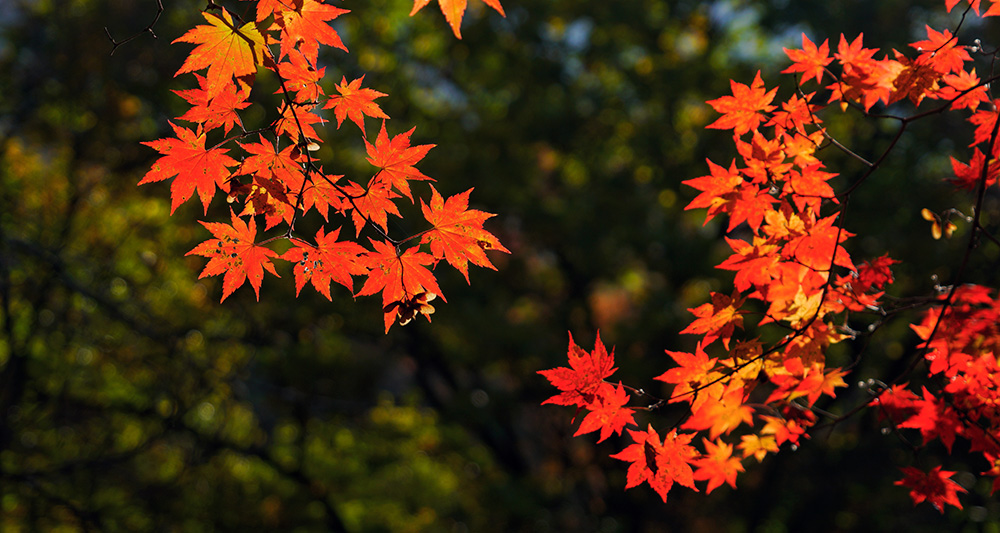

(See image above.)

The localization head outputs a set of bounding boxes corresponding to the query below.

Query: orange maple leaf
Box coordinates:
[274,101,324,143]
[365,122,435,202]
[738,433,778,462]
[236,136,306,191]
[937,68,989,112]
[610,426,699,502]
[173,9,266,99]
[420,185,509,282]
[717,236,781,292]
[186,210,279,302]
[342,180,402,237]
[574,382,637,443]
[272,0,349,63]
[657,343,721,409]
[139,122,238,214]
[356,240,445,332]
[682,158,744,226]
[683,384,753,440]
[783,164,838,213]
[783,213,855,272]
[274,48,327,103]
[782,33,832,85]
[760,415,810,447]
[325,76,389,134]
[298,171,346,220]
[706,71,777,136]
[911,26,970,75]
[410,0,506,39]
[281,227,369,299]
[692,438,744,494]
[680,291,746,349]
[255,0,301,22]
[172,73,250,134]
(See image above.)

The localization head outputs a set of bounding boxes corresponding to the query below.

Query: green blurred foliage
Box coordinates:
[1,0,999,531]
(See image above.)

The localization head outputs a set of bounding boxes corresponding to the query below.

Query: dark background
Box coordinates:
[2,0,999,530]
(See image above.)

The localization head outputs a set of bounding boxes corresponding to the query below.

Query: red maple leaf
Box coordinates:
[281,227,368,299]
[783,34,832,85]
[895,465,967,513]
[272,0,349,62]
[706,71,777,136]
[610,426,699,502]
[173,9,266,99]
[854,253,898,292]
[420,185,509,282]
[356,240,445,332]
[827,33,897,111]
[324,76,389,133]
[365,122,435,202]
[139,122,238,214]
[410,0,506,39]
[898,388,963,452]
[945,0,983,14]
[186,210,279,302]
[950,148,1000,190]
[538,332,617,409]
[574,382,636,443]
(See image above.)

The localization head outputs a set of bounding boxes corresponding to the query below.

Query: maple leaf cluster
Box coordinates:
[139,1,508,331]
[543,0,1000,511]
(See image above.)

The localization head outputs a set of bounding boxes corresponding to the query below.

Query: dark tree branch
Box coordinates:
[104,0,165,55]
